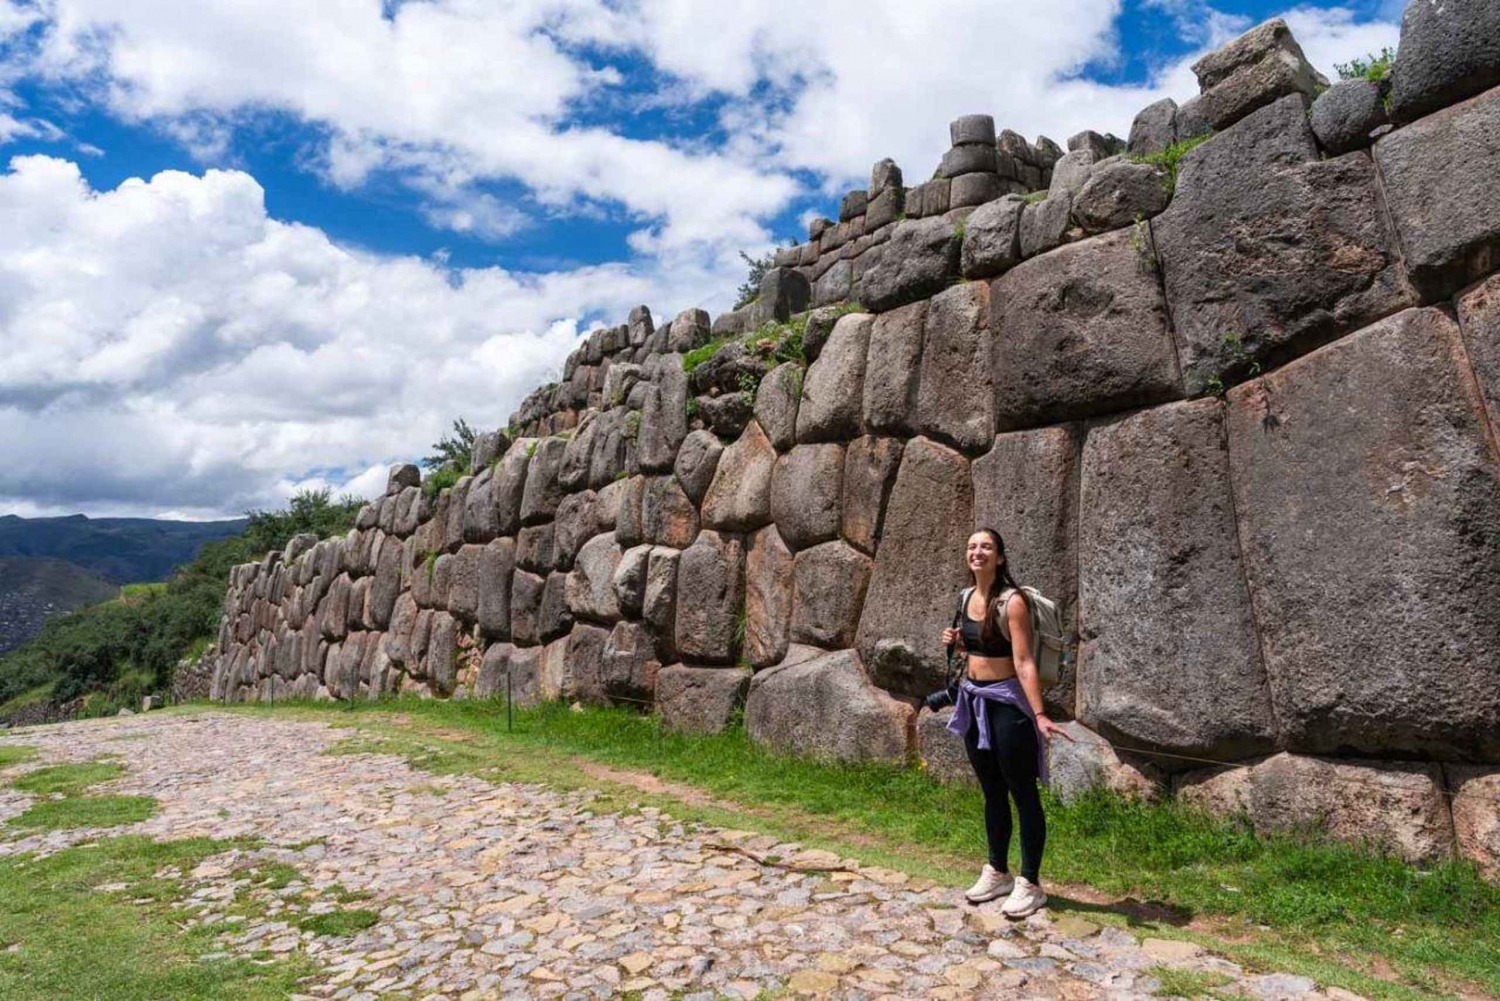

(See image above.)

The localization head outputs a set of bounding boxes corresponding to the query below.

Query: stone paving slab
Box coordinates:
[0,712,1354,1000]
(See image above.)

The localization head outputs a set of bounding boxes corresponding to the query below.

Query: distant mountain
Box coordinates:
[0,557,119,655]
[0,513,248,584]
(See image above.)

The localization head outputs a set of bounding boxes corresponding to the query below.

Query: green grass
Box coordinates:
[297,909,379,937]
[0,835,311,1000]
[1151,966,1235,997]
[119,582,168,602]
[1129,133,1213,195]
[221,697,1500,999]
[0,685,55,720]
[0,745,37,768]
[10,760,126,796]
[681,336,731,374]
[421,463,462,499]
[9,795,158,832]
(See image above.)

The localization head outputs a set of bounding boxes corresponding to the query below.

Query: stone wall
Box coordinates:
[211,6,1500,876]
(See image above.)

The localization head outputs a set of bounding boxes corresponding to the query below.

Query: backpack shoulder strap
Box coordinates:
[952,586,973,628]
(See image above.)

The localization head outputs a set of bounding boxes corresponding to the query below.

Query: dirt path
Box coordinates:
[0,711,1347,1000]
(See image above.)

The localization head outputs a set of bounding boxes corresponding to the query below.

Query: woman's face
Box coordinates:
[966,532,999,575]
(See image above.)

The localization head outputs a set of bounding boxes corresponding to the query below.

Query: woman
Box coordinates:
[938,527,1070,917]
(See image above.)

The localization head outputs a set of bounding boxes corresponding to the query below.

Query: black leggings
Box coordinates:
[963,696,1046,883]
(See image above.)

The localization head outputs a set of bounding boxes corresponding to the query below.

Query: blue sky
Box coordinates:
[0,0,1400,518]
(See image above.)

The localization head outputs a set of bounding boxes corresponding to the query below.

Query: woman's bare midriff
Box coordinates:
[966,653,1017,683]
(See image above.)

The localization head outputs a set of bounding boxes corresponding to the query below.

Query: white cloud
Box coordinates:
[0,155,740,517]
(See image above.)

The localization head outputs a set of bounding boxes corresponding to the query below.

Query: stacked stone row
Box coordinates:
[214,4,1500,877]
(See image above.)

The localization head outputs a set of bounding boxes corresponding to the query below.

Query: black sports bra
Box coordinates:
[961,603,1013,658]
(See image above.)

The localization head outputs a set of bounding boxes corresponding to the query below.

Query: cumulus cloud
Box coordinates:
[0,155,736,517]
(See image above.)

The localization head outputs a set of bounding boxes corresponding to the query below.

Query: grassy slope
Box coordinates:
[217,697,1499,1000]
[0,558,119,656]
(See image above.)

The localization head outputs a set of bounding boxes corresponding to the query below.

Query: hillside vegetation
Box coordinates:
[0,492,360,719]
[0,558,118,655]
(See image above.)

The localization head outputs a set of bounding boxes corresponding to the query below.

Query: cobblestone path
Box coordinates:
[0,712,1354,1000]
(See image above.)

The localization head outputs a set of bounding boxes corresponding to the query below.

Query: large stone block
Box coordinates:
[790,540,872,649]
[600,620,659,705]
[1309,78,1387,155]
[1048,721,1161,803]
[1127,97,1178,156]
[638,353,689,472]
[744,525,792,669]
[425,612,458,696]
[672,429,723,505]
[862,300,926,437]
[992,227,1180,430]
[1072,160,1169,232]
[796,313,871,443]
[1189,18,1326,131]
[538,572,572,642]
[1155,95,1414,393]
[812,258,852,307]
[1018,192,1072,259]
[916,708,972,785]
[1226,307,1500,759]
[915,281,993,455]
[613,474,645,547]
[560,622,611,701]
[673,530,745,665]
[612,543,651,619]
[461,468,499,543]
[491,439,533,536]
[668,308,711,353]
[840,435,903,556]
[770,443,843,551]
[1178,754,1454,864]
[558,411,599,491]
[745,648,914,763]
[861,218,960,314]
[753,362,802,452]
[1375,86,1500,302]
[855,438,974,698]
[641,474,698,549]
[515,522,555,574]
[519,437,566,524]
[960,195,1026,279]
[565,532,623,624]
[752,267,811,326]
[1448,766,1500,878]
[476,538,515,640]
[552,490,598,571]
[657,665,752,735]
[1388,0,1500,123]
[1078,399,1275,757]
[368,535,402,629]
[701,421,776,532]
[643,546,680,645]
[446,544,483,621]
[510,569,545,646]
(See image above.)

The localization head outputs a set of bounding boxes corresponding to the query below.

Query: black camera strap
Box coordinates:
[944,586,973,685]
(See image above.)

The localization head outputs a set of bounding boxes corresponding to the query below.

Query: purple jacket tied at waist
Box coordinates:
[946,677,1049,783]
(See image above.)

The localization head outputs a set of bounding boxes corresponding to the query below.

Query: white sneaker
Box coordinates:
[1000,876,1047,918]
[964,864,1014,903]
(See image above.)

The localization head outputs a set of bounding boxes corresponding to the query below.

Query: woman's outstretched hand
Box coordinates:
[1035,714,1073,743]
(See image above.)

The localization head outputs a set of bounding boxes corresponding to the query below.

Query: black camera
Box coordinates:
[923,682,959,713]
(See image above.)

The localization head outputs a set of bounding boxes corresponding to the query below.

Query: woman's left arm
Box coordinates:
[1007,593,1072,743]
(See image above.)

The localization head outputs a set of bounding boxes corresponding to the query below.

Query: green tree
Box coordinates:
[422,418,477,471]
[733,250,774,311]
